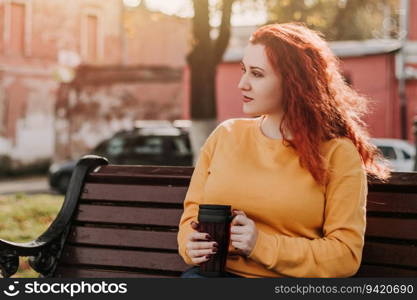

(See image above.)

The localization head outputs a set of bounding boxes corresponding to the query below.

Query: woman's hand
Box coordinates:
[185,221,218,265]
[230,210,258,256]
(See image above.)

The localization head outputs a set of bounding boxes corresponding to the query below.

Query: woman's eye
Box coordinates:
[240,67,262,78]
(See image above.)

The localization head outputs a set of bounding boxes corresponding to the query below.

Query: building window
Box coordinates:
[10,3,25,55]
[87,15,98,62]
[3,0,32,56]
[81,10,102,63]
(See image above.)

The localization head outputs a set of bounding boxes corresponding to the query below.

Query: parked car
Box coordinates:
[49,120,193,194]
[370,138,416,172]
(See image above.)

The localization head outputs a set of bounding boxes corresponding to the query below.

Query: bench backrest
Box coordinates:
[54,163,417,277]
[54,165,191,278]
[356,173,417,277]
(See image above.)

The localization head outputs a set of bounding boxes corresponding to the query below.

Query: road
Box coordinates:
[0,176,52,195]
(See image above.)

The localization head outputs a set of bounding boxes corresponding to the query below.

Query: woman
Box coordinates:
[177,23,391,278]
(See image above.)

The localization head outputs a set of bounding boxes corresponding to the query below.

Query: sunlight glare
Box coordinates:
[145,0,192,17]
[123,0,141,8]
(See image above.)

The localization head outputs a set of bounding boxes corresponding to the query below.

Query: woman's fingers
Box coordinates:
[188,247,217,257]
[186,241,218,256]
[231,214,249,227]
[187,240,218,250]
[186,240,218,264]
[231,241,245,249]
[190,220,201,231]
[232,209,245,216]
[186,230,218,258]
[190,231,212,241]
[191,255,211,265]
[230,225,245,234]
[230,234,244,243]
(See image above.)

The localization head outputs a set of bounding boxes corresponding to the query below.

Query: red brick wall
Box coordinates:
[124,8,191,67]
[409,0,417,41]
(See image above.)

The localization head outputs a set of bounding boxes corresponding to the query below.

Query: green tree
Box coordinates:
[267,0,400,41]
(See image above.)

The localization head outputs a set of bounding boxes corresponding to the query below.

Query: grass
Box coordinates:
[0,193,64,278]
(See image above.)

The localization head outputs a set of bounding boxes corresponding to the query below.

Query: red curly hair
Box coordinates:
[250,23,392,186]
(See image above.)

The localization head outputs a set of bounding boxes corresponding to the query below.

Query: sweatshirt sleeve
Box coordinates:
[247,139,368,277]
[177,125,222,266]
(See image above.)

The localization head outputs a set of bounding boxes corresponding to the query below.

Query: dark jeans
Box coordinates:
[180,266,243,278]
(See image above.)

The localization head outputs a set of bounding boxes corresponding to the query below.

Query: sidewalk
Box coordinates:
[0,176,51,195]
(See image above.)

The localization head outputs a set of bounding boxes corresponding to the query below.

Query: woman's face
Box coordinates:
[238,43,283,117]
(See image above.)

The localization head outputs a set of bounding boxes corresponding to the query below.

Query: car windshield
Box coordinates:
[107,137,126,156]
[169,136,192,156]
[131,136,163,155]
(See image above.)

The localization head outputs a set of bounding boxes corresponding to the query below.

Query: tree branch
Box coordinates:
[214,0,236,64]
[187,0,212,64]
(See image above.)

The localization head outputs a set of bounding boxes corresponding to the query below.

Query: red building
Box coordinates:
[0,0,124,165]
[0,1,190,165]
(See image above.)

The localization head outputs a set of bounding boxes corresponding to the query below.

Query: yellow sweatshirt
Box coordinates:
[177,116,367,278]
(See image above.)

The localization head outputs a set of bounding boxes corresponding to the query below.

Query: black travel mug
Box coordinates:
[197,204,234,277]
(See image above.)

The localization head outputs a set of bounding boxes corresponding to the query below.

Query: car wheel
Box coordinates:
[57,174,71,195]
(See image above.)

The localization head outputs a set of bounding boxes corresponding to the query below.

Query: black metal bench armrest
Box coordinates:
[0,155,108,278]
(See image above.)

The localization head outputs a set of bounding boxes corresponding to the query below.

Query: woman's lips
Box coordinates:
[243,96,254,103]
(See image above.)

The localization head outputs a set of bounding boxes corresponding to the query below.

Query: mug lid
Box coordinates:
[199,204,231,210]
[198,204,232,218]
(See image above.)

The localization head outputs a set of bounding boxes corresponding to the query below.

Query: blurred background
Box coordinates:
[1,0,417,276]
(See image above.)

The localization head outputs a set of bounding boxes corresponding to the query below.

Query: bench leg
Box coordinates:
[0,252,19,278]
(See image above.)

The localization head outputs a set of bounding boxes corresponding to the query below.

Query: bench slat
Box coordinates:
[92,166,417,187]
[80,186,417,213]
[68,226,178,250]
[365,217,417,240]
[76,205,182,227]
[355,264,417,277]
[368,172,417,187]
[80,187,417,212]
[60,245,188,272]
[55,266,176,278]
[362,241,417,267]
[72,218,417,246]
[91,165,194,178]
[367,192,417,214]
[81,183,187,204]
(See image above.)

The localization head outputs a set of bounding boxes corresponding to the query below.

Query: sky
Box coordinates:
[123,0,267,26]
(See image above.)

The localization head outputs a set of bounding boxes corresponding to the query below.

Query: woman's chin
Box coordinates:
[242,106,262,117]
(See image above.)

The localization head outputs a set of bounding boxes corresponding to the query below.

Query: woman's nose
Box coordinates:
[238,75,250,91]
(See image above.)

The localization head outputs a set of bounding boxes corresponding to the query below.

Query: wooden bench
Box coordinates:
[1,155,417,278]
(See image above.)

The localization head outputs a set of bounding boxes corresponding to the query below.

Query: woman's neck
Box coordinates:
[261,113,291,140]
